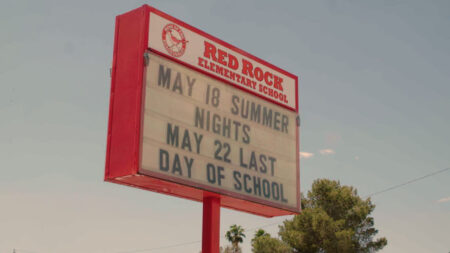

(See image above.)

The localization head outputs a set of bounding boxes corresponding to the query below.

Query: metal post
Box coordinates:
[202,195,221,253]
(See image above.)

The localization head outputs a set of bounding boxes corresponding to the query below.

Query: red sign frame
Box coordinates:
[105,5,300,217]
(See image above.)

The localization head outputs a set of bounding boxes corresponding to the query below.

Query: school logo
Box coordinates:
[162,23,188,57]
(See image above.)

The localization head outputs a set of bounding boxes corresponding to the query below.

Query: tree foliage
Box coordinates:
[279,179,387,253]
[252,229,291,253]
[225,224,246,252]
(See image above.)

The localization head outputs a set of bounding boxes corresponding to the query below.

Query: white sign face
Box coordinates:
[148,11,298,111]
[139,53,299,210]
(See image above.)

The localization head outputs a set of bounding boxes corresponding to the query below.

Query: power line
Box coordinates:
[113,220,289,253]
[364,167,450,198]
[14,168,450,253]
[114,167,449,253]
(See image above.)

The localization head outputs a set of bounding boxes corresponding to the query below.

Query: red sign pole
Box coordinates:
[202,195,221,253]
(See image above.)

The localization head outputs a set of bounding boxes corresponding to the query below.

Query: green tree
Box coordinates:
[279,179,387,253]
[252,229,291,253]
[225,224,246,253]
[253,229,268,240]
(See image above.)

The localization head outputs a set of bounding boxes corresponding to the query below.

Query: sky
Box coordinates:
[1,0,449,252]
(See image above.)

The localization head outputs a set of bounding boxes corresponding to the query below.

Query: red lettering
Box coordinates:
[273,75,284,91]
[217,49,227,66]
[198,57,205,67]
[203,41,217,61]
[215,64,224,75]
[230,71,236,81]
[224,68,229,78]
[241,59,254,78]
[228,54,239,70]
[240,76,246,85]
[254,67,263,81]
[203,42,287,100]
[273,91,277,99]
[264,72,273,86]
[246,78,252,88]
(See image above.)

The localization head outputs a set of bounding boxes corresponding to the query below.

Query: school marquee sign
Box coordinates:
[105,5,300,217]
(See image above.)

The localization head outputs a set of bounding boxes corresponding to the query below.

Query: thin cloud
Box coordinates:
[300,152,314,159]
[437,196,450,203]
[319,149,335,155]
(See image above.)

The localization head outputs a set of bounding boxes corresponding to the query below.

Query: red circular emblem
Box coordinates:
[162,24,188,57]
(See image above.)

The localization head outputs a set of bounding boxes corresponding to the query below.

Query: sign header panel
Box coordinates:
[140,52,299,211]
[148,11,298,111]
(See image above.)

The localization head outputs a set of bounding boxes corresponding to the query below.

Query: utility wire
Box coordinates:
[113,222,283,253]
[114,167,450,253]
[364,167,450,198]
[15,168,450,253]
